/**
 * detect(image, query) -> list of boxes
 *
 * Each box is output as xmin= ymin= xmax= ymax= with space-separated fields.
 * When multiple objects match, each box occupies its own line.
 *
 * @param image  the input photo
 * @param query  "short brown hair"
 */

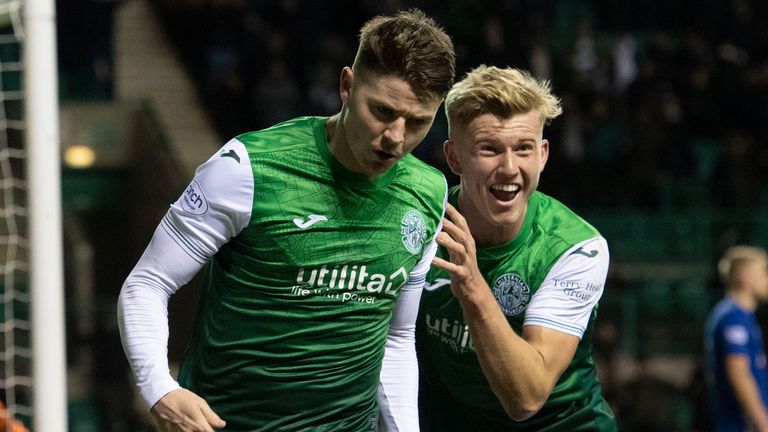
xmin=445 ymin=65 xmax=562 ymax=136
xmin=354 ymin=8 xmax=455 ymax=100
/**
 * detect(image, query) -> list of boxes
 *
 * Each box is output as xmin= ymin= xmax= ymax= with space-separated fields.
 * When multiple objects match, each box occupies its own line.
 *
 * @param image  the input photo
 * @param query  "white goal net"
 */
xmin=0 ymin=0 xmax=31 ymax=429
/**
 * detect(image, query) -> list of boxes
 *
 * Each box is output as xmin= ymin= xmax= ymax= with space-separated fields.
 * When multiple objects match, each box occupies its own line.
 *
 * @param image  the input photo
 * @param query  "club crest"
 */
xmin=401 ymin=210 xmax=426 ymax=254
xmin=492 ymin=273 xmax=530 ymax=316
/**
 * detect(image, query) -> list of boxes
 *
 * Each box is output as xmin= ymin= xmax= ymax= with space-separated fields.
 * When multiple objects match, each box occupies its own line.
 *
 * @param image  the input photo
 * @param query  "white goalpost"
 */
xmin=23 ymin=0 xmax=67 ymax=430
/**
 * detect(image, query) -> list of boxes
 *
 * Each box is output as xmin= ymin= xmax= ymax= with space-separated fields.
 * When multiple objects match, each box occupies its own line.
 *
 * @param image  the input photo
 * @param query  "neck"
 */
xmin=326 ymin=113 xmax=342 ymax=150
xmin=325 ymin=112 xmax=380 ymax=180
xmin=728 ymin=290 xmax=757 ymax=311
xmin=324 ymin=113 xmax=351 ymax=169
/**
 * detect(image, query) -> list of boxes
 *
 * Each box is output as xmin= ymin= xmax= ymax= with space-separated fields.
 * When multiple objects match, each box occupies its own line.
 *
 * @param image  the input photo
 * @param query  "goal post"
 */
xmin=23 ymin=0 xmax=67 ymax=430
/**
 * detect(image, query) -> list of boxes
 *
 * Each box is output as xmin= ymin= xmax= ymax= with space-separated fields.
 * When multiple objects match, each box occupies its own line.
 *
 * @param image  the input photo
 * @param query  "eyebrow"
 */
xmin=372 ymin=99 xmax=433 ymax=122
xmin=409 ymin=114 xmax=433 ymax=123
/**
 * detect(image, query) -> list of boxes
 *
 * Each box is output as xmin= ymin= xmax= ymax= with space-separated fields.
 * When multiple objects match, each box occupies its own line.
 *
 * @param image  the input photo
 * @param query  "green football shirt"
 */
xmin=417 ymin=188 xmax=616 ymax=431
xmin=170 ymin=117 xmax=447 ymax=430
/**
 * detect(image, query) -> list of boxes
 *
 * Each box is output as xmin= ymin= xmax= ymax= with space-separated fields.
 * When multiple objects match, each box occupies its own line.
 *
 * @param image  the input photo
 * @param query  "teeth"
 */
xmin=491 ymin=184 xmax=520 ymax=192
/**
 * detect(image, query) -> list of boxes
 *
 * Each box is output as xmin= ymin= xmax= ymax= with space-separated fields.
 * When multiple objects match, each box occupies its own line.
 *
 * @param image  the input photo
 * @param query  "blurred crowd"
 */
xmin=58 ymin=0 xmax=768 ymax=211
xmin=148 ymin=0 xmax=768 ymax=214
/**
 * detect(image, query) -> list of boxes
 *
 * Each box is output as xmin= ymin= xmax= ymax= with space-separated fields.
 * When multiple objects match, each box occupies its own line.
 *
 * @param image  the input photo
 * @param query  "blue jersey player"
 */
xmin=704 ymin=245 xmax=768 ymax=432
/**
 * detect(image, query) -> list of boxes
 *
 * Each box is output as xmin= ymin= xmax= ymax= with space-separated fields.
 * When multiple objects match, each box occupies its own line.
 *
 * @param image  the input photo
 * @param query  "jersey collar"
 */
xmin=448 ymin=187 xmax=540 ymax=257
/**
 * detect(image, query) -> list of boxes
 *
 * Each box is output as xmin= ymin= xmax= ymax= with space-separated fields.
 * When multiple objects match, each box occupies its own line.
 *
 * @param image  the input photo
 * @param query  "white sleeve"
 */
xmin=523 ymin=237 xmax=609 ymax=339
xmin=378 ymin=179 xmax=447 ymax=432
xmin=117 ymin=139 xmax=253 ymax=409
xmin=377 ymin=237 xmax=437 ymax=431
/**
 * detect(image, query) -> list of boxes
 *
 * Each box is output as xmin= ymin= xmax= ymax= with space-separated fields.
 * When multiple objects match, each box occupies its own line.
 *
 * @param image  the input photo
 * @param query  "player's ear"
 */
xmin=339 ymin=67 xmax=353 ymax=106
xmin=443 ymin=140 xmax=462 ymax=175
xmin=540 ymin=139 xmax=549 ymax=172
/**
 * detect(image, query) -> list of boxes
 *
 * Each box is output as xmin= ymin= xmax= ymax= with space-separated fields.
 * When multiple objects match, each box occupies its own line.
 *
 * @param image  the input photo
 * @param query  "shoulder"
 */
xmin=193 ymin=138 xmax=252 ymax=190
xmin=531 ymin=192 xmax=601 ymax=245
xmin=397 ymin=155 xmax=446 ymax=184
xmin=394 ymin=155 xmax=448 ymax=201
xmin=708 ymin=300 xmax=747 ymax=330
xmin=236 ymin=116 xmax=324 ymax=154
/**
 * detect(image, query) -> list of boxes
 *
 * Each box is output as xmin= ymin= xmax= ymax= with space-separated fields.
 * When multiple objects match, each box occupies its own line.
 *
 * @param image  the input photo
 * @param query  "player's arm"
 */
xmin=378 ymin=189 xmax=446 ymax=431
xmin=433 ymin=203 xmax=608 ymax=421
xmin=724 ymin=342 xmax=768 ymax=430
xmin=378 ymin=238 xmax=437 ymax=431
xmin=118 ymin=139 xmax=253 ymax=431
xmin=119 ymin=226 xmax=227 ymax=432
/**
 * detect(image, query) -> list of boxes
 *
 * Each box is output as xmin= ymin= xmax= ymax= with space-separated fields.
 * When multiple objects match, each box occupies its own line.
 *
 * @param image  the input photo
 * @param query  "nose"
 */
xmin=383 ymin=117 xmax=406 ymax=148
xmin=498 ymin=151 xmax=519 ymax=176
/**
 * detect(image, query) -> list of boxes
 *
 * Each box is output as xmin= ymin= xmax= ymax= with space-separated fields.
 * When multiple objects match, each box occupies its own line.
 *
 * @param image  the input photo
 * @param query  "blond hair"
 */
xmin=718 ymin=245 xmax=768 ymax=287
xmin=445 ymin=65 xmax=562 ymax=136
xmin=354 ymin=8 xmax=455 ymax=100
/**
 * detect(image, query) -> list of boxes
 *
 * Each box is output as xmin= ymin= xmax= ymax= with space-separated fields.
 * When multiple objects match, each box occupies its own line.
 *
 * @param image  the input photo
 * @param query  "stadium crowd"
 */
xmin=59 ymin=0 xmax=768 ymax=212
xmin=149 ymin=0 xmax=768 ymax=215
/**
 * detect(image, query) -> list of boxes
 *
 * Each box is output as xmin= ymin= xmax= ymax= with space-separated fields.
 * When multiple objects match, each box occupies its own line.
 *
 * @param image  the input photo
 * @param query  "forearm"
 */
xmin=377 ymin=281 xmax=424 ymax=430
xmin=460 ymin=292 xmax=552 ymax=421
xmin=117 ymin=225 xmax=206 ymax=408
xmin=728 ymin=359 xmax=768 ymax=429
xmin=118 ymin=278 xmax=180 ymax=408
xmin=378 ymin=326 xmax=418 ymax=431
xmin=737 ymin=385 xmax=768 ymax=429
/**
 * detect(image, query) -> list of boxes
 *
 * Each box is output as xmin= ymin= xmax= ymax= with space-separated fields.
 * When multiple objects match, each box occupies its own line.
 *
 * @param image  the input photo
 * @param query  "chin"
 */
xmin=487 ymin=203 xmax=520 ymax=222
xmin=486 ymin=211 xmax=520 ymax=228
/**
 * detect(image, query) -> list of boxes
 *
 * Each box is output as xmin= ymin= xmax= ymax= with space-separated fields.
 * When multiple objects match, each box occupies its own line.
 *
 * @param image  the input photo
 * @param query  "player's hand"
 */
xmin=432 ymin=203 xmax=488 ymax=303
xmin=150 ymin=388 xmax=226 ymax=432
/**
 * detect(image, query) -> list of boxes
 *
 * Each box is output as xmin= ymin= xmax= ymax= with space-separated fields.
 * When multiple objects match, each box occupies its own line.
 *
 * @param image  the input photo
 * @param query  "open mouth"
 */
xmin=489 ymin=184 xmax=520 ymax=202
xmin=375 ymin=150 xmax=397 ymax=164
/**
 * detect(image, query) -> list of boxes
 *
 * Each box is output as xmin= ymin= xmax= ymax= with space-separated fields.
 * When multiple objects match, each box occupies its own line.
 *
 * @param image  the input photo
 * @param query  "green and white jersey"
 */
xmin=416 ymin=188 xmax=616 ymax=432
xmin=119 ymin=116 xmax=447 ymax=431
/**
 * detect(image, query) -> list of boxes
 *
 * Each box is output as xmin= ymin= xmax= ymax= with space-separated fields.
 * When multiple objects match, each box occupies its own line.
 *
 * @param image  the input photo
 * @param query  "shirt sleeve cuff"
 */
xmin=141 ymin=374 xmax=182 ymax=410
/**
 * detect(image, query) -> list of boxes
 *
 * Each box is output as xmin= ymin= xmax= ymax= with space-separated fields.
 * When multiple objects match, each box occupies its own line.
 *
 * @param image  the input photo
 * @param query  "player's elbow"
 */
xmin=492 ymin=372 xmax=554 ymax=421
xmin=500 ymin=395 xmax=546 ymax=422
xmin=504 ymin=404 xmax=544 ymax=422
